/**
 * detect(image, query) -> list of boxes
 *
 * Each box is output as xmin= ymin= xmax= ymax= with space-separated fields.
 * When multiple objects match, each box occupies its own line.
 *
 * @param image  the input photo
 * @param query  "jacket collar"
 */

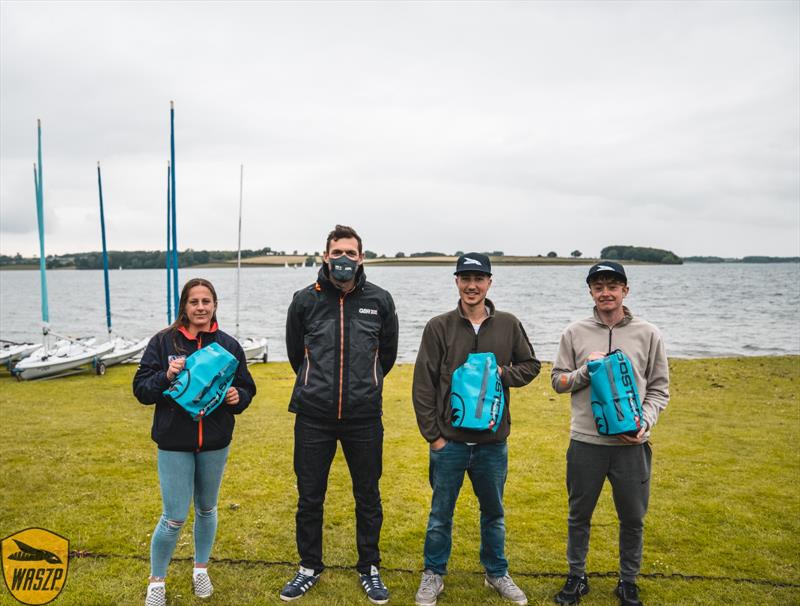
xmin=456 ymin=297 xmax=496 ymax=320
xmin=592 ymin=305 xmax=633 ymax=328
xmin=177 ymin=321 xmax=218 ymax=341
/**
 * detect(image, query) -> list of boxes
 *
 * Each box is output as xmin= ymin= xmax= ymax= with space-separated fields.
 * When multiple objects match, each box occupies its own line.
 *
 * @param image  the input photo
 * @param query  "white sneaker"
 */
xmin=193 ymin=569 xmax=213 ymax=598
xmin=145 ymin=583 xmax=166 ymax=606
xmin=415 ymin=570 xmax=444 ymax=606
xmin=485 ymin=574 xmax=528 ymax=605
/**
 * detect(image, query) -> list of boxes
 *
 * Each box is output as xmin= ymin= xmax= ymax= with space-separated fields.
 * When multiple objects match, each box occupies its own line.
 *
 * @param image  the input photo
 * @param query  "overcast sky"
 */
xmin=1 ymin=1 xmax=798 ymax=258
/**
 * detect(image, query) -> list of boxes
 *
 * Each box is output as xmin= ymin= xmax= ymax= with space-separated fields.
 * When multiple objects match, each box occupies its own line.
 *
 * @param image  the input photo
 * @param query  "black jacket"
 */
xmin=286 ymin=265 xmax=398 ymax=420
xmin=133 ymin=324 xmax=256 ymax=452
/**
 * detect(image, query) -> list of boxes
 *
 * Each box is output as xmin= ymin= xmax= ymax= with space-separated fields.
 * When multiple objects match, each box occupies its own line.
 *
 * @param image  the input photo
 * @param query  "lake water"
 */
xmin=1 ymin=263 xmax=798 ymax=362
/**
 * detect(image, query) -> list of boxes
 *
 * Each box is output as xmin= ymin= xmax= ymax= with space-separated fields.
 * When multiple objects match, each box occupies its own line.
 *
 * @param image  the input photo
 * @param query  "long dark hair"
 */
xmin=162 ymin=278 xmax=219 ymax=354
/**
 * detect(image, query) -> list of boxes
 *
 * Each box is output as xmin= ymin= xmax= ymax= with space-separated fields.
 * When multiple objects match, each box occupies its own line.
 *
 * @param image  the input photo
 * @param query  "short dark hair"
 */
xmin=326 ymin=224 xmax=362 ymax=253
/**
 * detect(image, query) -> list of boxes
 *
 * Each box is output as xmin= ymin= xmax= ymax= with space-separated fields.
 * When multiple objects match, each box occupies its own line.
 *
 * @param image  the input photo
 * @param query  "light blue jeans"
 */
xmin=423 ymin=441 xmax=509 ymax=577
xmin=150 ymin=446 xmax=229 ymax=578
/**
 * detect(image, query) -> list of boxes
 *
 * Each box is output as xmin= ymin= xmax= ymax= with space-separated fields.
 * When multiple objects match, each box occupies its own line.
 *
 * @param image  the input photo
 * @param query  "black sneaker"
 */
xmin=280 ymin=567 xmax=320 ymax=601
xmin=359 ymin=565 xmax=389 ymax=605
xmin=615 ymin=580 xmax=643 ymax=606
xmin=554 ymin=574 xmax=589 ymax=605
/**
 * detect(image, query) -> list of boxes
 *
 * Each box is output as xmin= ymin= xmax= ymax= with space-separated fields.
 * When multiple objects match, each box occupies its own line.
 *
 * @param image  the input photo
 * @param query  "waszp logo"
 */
xmin=1 ymin=528 xmax=69 ymax=605
xmin=595 ymin=265 xmax=616 ymax=272
xmin=462 ymin=257 xmax=482 ymax=265
xmin=359 ymin=308 xmax=378 ymax=315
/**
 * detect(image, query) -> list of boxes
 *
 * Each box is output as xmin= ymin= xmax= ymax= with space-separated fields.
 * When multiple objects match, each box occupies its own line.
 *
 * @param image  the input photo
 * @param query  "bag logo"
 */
xmin=358 ymin=308 xmax=378 ymax=315
xmin=2 ymin=528 xmax=69 ymax=605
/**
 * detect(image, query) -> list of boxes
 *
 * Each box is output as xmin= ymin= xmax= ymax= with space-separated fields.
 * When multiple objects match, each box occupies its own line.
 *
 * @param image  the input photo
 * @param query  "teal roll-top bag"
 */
xmin=449 ymin=352 xmax=505 ymax=432
xmin=163 ymin=342 xmax=239 ymax=421
xmin=588 ymin=349 xmax=643 ymax=436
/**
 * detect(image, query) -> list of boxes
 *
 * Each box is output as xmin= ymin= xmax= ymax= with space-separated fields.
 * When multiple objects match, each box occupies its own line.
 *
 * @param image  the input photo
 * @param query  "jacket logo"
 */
xmin=462 ymin=257 xmax=481 ymax=265
xmin=2 ymin=528 xmax=69 ymax=605
xmin=359 ymin=308 xmax=378 ymax=315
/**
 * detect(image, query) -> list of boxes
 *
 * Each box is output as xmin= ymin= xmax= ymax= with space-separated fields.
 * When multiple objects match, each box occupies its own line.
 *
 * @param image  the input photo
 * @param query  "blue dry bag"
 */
xmin=587 ymin=349 xmax=643 ymax=436
xmin=449 ymin=352 xmax=505 ymax=432
xmin=163 ymin=342 xmax=239 ymax=421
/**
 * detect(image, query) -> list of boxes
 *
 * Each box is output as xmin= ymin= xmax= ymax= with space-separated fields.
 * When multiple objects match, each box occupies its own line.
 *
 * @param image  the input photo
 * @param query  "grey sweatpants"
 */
xmin=566 ymin=439 xmax=652 ymax=582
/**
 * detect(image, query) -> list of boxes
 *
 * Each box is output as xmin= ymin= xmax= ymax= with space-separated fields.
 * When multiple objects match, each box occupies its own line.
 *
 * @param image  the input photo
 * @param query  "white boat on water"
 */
xmin=238 ymin=336 xmax=268 ymax=363
xmin=233 ymin=165 xmax=268 ymax=364
xmin=94 ymin=163 xmax=148 ymax=371
xmin=13 ymin=120 xmax=115 ymax=381
xmin=12 ymin=337 xmax=115 ymax=380
xmin=0 ymin=341 xmax=39 ymax=367
xmin=99 ymin=335 xmax=149 ymax=369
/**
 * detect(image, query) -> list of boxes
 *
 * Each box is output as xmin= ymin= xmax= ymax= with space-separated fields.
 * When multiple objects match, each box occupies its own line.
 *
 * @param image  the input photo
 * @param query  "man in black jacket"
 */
xmin=281 ymin=225 xmax=399 ymax=604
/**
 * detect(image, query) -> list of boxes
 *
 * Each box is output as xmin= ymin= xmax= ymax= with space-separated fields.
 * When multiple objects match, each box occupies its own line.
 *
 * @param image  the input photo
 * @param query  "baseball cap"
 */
xmin=454 ymin=252 xmax=492 ymax=275
xmin=586 ymin=261 xmax=627 ymax=284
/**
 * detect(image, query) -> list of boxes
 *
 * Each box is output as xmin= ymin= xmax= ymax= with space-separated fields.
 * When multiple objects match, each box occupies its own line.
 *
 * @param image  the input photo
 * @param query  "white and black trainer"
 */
xmin=280 ymin=566 xmax=321 ymax=601
xmin=193 ymin=568 xmax=213 ymax=598
xmin=145 ymin=582 xmax=166 ymax=606
xmin=359 ymin=565 xmax=389 ymax=604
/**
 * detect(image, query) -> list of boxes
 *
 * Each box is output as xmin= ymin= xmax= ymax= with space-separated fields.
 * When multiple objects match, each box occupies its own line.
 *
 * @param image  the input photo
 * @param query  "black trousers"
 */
xmin=293 ymin=414 xmax=384 ymax=574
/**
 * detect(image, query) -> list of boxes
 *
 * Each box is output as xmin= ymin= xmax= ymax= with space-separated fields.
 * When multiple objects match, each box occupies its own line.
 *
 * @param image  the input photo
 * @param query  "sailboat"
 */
xmin=0 ymin=340 xmax=39 ymax=367
xmin=94 ymin=162 xmax=148 ymax=371
xmin=234 ymin=165 xmax=267 ymax=362
xmin=12 ymin=120 xmax=114 ymax=380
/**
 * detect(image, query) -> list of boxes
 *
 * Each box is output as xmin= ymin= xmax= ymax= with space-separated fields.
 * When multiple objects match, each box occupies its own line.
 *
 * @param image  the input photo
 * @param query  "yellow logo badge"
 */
xmin=1 ymin=528 xmax=69 ymax=605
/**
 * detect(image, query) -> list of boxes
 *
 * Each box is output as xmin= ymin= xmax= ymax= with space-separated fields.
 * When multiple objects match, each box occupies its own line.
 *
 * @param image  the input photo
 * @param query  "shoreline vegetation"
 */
xmin=1 ymin=245 xmax=797 ymax=271
xmin=0 ymin=356 xmax=797 ymax=605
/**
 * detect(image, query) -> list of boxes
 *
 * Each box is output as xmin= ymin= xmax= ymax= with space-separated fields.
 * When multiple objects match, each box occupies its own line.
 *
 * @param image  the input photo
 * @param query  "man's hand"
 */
xmin=617 ymin=423 xmax=647 ymax=445
xmin=430 ymin=437 xmax=447 ymax=451
xmin=587 ymin=351 xmax=606 ymax=362
xmin=224 ymin=387 xmax=240 ymax=406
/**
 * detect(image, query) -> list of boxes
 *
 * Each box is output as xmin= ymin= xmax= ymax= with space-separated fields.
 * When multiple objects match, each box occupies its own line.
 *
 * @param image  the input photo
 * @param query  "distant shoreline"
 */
xmin=2 ymin=255 xmax=798 ymax=271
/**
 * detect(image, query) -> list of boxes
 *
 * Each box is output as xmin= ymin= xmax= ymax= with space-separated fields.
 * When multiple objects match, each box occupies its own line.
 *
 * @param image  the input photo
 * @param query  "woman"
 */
xmin=133 ymin=278 xmax=256 ymax=606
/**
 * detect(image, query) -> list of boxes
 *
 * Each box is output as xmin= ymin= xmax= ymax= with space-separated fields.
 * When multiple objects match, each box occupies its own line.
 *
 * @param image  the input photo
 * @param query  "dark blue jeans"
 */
xmin=423 ymin=440 xmax=509 ymax=577
xmin=293 ymin=414 xmax=383 ymax=574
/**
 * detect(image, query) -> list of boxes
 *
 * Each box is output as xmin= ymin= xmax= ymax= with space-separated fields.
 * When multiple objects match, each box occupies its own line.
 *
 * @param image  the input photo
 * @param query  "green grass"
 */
xmin=0 ymin=357 xmax=798 ymax=605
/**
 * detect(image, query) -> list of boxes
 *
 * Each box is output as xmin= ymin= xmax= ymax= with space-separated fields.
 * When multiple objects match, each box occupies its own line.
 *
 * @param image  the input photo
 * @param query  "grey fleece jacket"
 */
xmin=551 ymin=306 xmax=669 ymax=446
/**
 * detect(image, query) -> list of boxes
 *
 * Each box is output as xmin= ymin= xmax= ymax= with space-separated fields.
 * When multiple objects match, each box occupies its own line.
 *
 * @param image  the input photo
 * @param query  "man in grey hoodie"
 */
xmin=551 ymin=262 xmax=669 ymax=606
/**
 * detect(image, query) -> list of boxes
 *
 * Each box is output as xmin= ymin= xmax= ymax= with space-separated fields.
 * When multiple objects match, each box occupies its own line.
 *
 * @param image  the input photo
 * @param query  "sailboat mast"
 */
xmin=169 ymin=101 xmax=179 ymax=317
xmin=35 ymin=119 xmax=49 ymax=335
xmin=236 ymin=164 xmax=243 ymax=339
xmin=97 ymin=163 xmax=112 ymax=335
xmin=166 ymin=162 xmax=172 ymax=324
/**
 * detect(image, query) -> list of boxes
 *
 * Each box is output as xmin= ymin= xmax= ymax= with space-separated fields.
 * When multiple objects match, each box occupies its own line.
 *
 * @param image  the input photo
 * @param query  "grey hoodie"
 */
xmin=551 ymin=306 xmax=669 ymax=446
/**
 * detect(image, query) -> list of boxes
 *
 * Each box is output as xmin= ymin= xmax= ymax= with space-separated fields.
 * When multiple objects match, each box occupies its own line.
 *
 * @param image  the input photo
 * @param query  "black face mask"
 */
xmin=329 ymin=255 xmax=358 ymax=282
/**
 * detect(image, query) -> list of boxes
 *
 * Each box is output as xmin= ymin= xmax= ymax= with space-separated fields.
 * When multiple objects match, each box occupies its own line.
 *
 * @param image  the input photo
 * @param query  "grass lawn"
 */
xmin=0 ymin=357 xmax=798 ymax=605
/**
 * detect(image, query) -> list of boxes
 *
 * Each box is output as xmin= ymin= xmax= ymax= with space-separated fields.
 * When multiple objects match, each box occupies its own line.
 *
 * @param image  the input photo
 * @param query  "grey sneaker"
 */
xmin=415 ymin=570 xmax=444 ymax=606
xmin=485 ymin=574 xmax=528 ymax=605
xmin=145 ymin=584 xmax=166 ymax=606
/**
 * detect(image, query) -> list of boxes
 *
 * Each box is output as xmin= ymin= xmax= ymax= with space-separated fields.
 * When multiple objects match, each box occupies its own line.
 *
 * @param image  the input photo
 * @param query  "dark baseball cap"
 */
xmin=586 ymin=261 xmax=627 ymax=284
xmin=454 ymin=252 xmax=492 ymax=275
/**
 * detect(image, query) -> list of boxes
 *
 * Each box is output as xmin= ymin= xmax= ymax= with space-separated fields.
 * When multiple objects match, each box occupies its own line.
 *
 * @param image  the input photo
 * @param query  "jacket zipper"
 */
xmin=372 ymin=349 xmax=379 ymax=385
xmin=338 ymin=293 xmax=346 ymax=419
xmin=304 ymin=347 xmax=311 ymax=385
xmin=607 ymin=327 xmax=613 ymax=354
xmin=195 ymin=338 xmax=203 ymax=451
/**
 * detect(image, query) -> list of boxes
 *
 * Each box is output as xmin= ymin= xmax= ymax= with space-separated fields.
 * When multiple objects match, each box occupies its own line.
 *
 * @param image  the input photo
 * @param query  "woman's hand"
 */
xmin=224 ymin=387 xmax=240 ymax=406
xmin=166 ymin=356 xmax=186 ymax=381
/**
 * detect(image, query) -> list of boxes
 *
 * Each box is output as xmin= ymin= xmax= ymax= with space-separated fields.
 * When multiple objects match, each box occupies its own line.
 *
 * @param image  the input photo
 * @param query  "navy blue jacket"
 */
xmin=133 ymin=324 xmax=256 ymax=452
xmin=286 ymin=265 xmax=398 ymax=420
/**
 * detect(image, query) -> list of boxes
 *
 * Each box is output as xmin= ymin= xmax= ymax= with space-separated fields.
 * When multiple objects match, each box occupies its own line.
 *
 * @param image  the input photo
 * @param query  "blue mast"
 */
xmin=166 ymin=162 xmax=172 ymax=324
xmin=35 ymin=119 xmax=49 ymax=334
xmin=169 ymin=101 xmax=179 ymax=317
xmin=97 ymin=162 xmax=112 ymax=335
